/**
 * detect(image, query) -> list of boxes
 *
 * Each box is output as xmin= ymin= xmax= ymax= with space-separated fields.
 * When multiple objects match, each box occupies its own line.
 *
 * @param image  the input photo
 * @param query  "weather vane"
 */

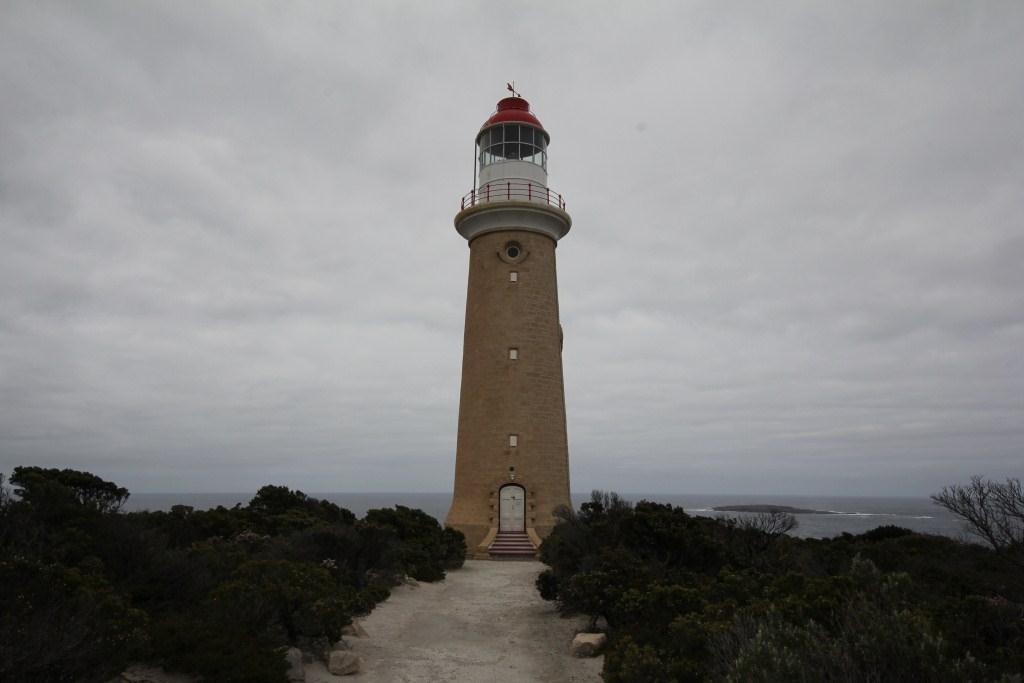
xmin=506 ymin=81 xmax=521 ymax=98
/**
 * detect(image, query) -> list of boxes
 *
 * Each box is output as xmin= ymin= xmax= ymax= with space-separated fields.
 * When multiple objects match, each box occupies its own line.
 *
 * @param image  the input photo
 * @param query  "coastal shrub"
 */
xmin=364 ymin=505 xmax=465 ymax=581
xmin=715 ymin=601 xmax=987 ymax=682
xmin=0 ymin=468 xmax=460 ymax=682
xmin=10 ymin=466 xmax=130 ymax=515
xmin=539 ymin=488 xmax=1024 ymax=682
xmin=212 ymin=559 xmax=353 ymax=642
xmin=535 ymin=568 xmax=559 ymax=600
xmin=0 ymin=556 xmax=146 ymax=683
xmin=561 ymin=570 xmax=619 ymax=629
xmin=860 ymin=524 xmax=915 ymax=542
xmin=150 ymin=611 xmax=289 ymax=683
xmin=250 ymin=484 xmax=315 ymax=516
xmin=604 ymin=635 xmax=680 ymax=683
xmin=932 ymin=476 xmax=1024 ymax=567
xmin=441 ymin=525 xmax=468 ymax=569
xmin=247 ymin=485 xmax=355 ymax=534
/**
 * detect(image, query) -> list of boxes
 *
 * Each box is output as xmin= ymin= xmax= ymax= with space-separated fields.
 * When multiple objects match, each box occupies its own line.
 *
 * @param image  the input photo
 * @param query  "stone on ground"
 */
xmin=341 ymin=620 xmax=368 ymax=638
xmin=570 ymin=633 xmax=607 ymax=658
xmin=327 ymin=650 xmax=364 ymax=676
xmin=284 ymin=647 xmax=304 ymax=681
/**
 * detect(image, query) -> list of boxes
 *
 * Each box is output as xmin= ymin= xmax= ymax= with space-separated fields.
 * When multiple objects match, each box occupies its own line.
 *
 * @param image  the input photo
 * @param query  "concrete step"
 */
xmin=488 ymin=531 xmax=536 ymax=558
xmin=489 ymin=550 xmax=537 ymax=557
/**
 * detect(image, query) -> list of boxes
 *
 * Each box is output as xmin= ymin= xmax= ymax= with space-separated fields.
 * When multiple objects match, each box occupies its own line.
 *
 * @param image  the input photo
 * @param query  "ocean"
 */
xmin=124 ymin=491 xmax=971 ymax=541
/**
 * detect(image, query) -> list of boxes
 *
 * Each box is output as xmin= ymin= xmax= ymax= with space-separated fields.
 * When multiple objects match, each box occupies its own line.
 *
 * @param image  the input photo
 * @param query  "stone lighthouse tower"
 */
xmin=446 ymin=93 xmax=572 ymax=558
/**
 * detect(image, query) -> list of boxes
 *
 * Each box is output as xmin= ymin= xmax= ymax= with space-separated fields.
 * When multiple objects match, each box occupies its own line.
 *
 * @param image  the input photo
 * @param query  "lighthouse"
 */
xmin=445 ymin=92 xmax=573 ymax=558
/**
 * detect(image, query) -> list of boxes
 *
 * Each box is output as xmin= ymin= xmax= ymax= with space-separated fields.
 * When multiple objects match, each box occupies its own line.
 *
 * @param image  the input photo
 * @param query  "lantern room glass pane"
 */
xmin=477 ymin=125 xmax=548 ymax=168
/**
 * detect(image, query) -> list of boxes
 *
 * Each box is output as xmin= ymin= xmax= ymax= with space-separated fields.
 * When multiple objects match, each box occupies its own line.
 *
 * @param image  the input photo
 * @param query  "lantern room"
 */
xmin=475 ymin=96 xmax=550 ymax=189
xmin=457 ymin=93 xmax=568 ymax=232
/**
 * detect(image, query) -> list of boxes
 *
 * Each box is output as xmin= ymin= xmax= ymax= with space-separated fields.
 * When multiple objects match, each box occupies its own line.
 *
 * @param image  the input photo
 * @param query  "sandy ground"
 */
xmin=345 ymin=560 xmax=603 ymax=683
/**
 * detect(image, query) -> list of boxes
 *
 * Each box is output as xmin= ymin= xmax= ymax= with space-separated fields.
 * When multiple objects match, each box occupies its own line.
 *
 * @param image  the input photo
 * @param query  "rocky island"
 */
xmin=711 ymin=504 xmax=836 ymax=514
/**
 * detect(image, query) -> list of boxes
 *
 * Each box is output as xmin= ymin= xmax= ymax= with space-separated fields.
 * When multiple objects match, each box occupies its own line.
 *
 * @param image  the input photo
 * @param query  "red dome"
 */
xmin=480 ymin=97 xmax=549 ymax=140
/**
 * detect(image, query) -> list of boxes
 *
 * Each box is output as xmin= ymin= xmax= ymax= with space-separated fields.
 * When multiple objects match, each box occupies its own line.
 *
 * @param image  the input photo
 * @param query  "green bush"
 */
xmin=11 ymin=466 xmax=129 ymax=515
xmin=536 ymin=568 xmax=559 ymax=600
xmin=149 ymin=611 xmax=289 ymax=683
xmin=0 ymin=469 xmax=463 ymax=682
xmin=441 ymin=525 xmax=468 ymax=569
xmin=0 ymin=557 xmax=147 ymax=683
xmin=539 ymin=490 xmax=1024 ymax=682
xmin=364 ymin=505 xmax=465 ymax=581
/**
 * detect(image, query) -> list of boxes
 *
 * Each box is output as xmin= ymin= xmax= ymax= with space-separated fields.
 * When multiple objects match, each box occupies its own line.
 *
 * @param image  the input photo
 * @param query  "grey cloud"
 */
xmin=1 ymin=2 xmax=1021 ymax=496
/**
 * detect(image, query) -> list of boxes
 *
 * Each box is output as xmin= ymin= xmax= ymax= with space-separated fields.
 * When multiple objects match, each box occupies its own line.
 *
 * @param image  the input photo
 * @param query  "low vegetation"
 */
xmin=538 ymin=486 xmax=1024 ymax=682
xmin=0 ymin=467 xmax=465 ymax=683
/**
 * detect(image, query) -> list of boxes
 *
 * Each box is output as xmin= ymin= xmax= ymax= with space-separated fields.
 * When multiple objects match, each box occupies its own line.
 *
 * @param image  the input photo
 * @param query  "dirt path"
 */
xmin=344 ymin=560 xmax=603 ymax=683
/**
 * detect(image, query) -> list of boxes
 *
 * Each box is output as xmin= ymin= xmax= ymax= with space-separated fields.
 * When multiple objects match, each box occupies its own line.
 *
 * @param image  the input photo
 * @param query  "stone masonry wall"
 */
xmin=445 ymin=228 xmax=572 ymax=552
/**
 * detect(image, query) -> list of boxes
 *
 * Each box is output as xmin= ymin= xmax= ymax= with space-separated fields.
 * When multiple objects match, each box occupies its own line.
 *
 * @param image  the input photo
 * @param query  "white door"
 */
xmin=499 ymin=486 xmax=526 ymax=531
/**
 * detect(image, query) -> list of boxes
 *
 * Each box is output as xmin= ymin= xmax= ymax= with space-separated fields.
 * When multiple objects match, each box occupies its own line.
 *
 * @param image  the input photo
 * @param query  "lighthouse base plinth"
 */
xmin=445 ymin=522 xmax=551 ymax=560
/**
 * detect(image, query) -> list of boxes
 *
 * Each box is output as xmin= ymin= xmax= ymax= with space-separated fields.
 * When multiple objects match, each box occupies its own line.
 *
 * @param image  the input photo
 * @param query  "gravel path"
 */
xmin=345 ymin=560 xmax=603 ymax=683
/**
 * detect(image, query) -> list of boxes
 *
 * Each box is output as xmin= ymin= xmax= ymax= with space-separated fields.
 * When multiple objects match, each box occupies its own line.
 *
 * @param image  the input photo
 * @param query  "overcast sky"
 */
xmin=1 ymin=2 xmax=1021 ymax=497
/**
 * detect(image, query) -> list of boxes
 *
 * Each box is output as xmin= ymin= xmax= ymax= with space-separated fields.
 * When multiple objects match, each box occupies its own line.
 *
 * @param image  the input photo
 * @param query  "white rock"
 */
xmin=340 ymin=620 xmax=368 ymax=638
xmin=320 ymin=639 xmax=350 ymax=664
xmin=570 ymin=632 xmax=607 ymax=658
xmin=284 ymin=647 xmax=304 ymax=682
xmin=303 ymin=661 xmax=345 ymax=683
xmin=327 ymin=650 xmax=364 ymax=676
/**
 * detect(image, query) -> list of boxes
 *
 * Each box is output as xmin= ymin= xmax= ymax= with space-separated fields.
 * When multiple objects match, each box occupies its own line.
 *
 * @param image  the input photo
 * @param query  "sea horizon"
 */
xmin=123 ymin=491 xmax=969 ymax=541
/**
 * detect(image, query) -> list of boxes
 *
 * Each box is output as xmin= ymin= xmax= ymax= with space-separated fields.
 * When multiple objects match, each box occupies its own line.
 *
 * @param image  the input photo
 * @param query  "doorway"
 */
xmin=498 ymin=485 xmax=526 ymax=532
